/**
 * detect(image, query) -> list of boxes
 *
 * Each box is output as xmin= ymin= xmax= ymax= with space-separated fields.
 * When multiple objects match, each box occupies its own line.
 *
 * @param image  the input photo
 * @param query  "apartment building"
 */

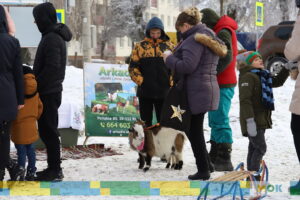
xmin=114 ymin=0 xmax=180 ymax=62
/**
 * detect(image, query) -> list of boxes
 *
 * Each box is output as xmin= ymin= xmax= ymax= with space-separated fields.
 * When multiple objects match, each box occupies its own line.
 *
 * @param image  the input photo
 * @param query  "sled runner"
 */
xmin=198 ymin=160 xmax=269 ymax=200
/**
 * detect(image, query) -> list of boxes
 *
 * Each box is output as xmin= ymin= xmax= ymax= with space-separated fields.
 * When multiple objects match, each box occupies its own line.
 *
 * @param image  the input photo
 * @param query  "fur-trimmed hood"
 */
xmin=194 ymin=33 xmax=227 ymax=57
xmin=180 ymin=23 xmax=227 ymax=57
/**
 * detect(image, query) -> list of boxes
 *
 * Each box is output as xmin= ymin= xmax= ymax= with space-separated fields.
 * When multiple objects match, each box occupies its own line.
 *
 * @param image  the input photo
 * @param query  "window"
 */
xmin=160 ymin=15 xmax=165 ymax=24
xmin=120 ymin=37 xmax=124 ymax=48
xmin=275 ymin=27 xmax=294 ymax=40
xmin=128 ymin=37 xmax=131 ymax=47
xmin=151 ymin=0 xmax=157 ymax=8
xmin=167 ymin=16 xmax=171 ymax=27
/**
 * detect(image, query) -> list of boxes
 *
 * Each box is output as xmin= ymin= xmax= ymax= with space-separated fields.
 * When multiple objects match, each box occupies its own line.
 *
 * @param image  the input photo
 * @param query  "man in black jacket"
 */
xmin=32 ymin=2 xmax=72 ymax=181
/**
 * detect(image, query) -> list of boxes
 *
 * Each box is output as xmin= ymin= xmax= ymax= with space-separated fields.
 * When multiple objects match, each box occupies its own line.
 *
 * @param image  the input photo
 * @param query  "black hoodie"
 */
xmin=0 ymin=5 xmax=24 ymax=121
xmin=33 ymin=3 xmax=72 ymax=95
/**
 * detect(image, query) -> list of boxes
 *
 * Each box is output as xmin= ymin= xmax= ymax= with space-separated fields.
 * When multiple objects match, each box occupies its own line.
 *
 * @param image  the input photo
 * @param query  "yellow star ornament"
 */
xmin=170 ymin=105 xmax=186 ymax=122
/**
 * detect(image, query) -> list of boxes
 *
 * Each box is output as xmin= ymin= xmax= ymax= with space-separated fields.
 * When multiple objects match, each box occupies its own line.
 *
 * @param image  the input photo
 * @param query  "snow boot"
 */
xmin=208 ymin=140 xmax=218 ymax=164
xmin=25 ymin=167 xmax=37 ymax=181
xmin=35 ymin=168 xmax=64 ymax=181
xmin=289 ymin=180 xmax=300 ymax=195
xmin=6 ymin=158 xmax=18 ymax=180
xmin=214 ymin=143 xmax=234 ymax=171
xmin=207 ymin=151 xmax=215 ymax=173
xmin=188 ymin=171 xmax=210 ymax=180
xmin=10 ymin=166 xmax=25 ymax=181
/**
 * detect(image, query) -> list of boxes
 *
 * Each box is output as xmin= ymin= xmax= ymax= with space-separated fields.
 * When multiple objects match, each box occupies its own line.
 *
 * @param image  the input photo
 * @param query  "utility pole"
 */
xmin=81 ymin=0 xmax=91 ymax=62
xmin=220 ymin=0 xmax=224 ymax=16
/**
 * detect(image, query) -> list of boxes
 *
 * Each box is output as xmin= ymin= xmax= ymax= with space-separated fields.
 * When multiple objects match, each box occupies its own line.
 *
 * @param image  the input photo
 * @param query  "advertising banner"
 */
xmin=84 ymin=63 xmax=139 ymax=137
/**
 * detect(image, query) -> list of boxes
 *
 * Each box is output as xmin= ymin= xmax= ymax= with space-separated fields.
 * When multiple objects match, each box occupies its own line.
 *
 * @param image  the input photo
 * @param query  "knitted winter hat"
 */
xmin=145 ymin=17 xmax=168 ymax=40
xmin=237 ymin=51 xmax=262 ymax=65
xmin=23 ymin=65 xmax=34 ymax=75
xmin=146 ymin=17 xmax=164 ymax=32
xmin=201 ymin=8 xmax=220 ymax=29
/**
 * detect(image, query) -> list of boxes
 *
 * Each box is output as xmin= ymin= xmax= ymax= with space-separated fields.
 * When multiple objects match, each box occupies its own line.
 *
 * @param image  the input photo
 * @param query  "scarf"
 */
xmin=251 ymin=69 xmax=274 ymax=110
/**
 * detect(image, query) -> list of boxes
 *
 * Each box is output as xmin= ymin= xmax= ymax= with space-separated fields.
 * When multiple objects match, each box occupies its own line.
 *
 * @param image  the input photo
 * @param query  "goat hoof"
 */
xmin=171 ymin=164 xmax=175 ymax=169
xmin=174 ymin=164 xmax=179 ymax=170
xmin=138 ymin=166 xmax=143 ymax=169
xmin=178 ymin=161 xmax=183 ymax=170
xmin=143 ymin=167 xmax=149 ymax=172
xmin=166 ymin=163 xmax=170 ymax=168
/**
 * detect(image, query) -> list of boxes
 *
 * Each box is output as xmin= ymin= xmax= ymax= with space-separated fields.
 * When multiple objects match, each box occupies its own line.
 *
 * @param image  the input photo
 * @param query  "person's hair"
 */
xmin=175 ymin=7 xmax=202 ymax=29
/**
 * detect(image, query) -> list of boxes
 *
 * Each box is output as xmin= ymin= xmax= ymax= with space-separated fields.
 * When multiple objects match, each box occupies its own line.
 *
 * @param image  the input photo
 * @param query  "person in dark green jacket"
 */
xmin=238 ymin=51 xmax=289 ymax=174
xmin=201 ymin=8 xmax=238 ymax=171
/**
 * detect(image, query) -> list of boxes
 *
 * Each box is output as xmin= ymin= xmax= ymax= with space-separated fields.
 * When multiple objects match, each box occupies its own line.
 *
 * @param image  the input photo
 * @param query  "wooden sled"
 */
xmin=197 ymin=161 xmax=269 ymax=200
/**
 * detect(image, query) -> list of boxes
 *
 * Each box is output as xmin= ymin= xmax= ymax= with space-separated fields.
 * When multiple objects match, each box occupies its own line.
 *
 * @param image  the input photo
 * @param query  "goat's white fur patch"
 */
xmin=131 ymin=124 xmax=145 ymax=148
xmin=152 ymin=127 xmax=186 ymax=159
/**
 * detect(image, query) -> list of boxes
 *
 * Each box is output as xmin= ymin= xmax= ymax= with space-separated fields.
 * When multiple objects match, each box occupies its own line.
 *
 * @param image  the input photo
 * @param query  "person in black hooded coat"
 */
xmin=32 ymin=2 xmax=72 ymax=181
xmin=0 ymin=5 xmax=24 ymax=180
xmin=128 ymin=17 xmax=174 ymax=127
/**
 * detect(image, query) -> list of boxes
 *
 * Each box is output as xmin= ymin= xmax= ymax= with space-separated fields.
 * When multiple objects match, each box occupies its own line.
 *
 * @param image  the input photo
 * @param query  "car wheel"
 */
xmin=266 ymin=56 xmax=288 ymax=75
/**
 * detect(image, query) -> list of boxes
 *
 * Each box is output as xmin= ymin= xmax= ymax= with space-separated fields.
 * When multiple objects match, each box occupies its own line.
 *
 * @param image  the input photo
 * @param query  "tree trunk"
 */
xmin=220 ymin=0 xmax=224 ymax=16
xmin=279 ymin=0 xmax=289 ymax=21
xmin=100 ymin=40 xmax=106 ymax=59
xmin=81 ymin=0 xmax=92 ymax=62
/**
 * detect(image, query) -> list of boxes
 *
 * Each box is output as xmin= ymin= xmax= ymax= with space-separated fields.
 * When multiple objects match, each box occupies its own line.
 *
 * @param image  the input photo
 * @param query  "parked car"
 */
xmin=257 ymin=21 xmax=294 ymax=75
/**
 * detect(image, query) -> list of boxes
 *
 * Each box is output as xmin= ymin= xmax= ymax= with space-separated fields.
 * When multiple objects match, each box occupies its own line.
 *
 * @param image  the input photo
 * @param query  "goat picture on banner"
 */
xmin=84 ymin=63 xmax=139 ymax=136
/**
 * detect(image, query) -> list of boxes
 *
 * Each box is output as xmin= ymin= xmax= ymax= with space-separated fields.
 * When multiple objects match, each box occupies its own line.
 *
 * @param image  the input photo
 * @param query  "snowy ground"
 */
xmin=3 ymin=66 xmax=300 ymax=200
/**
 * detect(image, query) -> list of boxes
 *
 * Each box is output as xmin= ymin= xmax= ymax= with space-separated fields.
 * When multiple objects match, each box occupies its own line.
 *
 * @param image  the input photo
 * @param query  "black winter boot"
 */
xmin=188 ymin=171 xmax=210 ymax=180
xmin=6 ymin=158 xmax=18 ymax=180
xmin=25 ymin=167 xmax=37 ymax=181
xmin=0 ymin=168 xmax=5 ymax=181
xmin=214 ymin=143 xmax=234 ymax=171
xmin=207 ymin=151 xmax=215 ymax=173
xmin=208 ymin=140 xmax=218 ymax=163
xmin=10 ymin=166 xmax=25 ymax=181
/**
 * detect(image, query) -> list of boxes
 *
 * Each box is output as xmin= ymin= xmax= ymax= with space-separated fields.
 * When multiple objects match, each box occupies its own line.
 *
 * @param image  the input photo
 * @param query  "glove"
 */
xmin=246 ymin=118 xmax=257 ymax=137
xmin=163 ymin=50 xmax=172 ymax=62
xmin=283 ymin=61 xmax=298 ymax=70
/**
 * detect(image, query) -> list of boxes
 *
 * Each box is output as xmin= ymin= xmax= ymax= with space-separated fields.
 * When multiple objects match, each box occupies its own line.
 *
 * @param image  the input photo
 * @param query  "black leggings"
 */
xmin=0 ymin=121 xmax=11 ymax=170
xmin=291 ymin=113 xmax=300 ymax=163
xmin=187 ymin=113 xmax=209 ymax=172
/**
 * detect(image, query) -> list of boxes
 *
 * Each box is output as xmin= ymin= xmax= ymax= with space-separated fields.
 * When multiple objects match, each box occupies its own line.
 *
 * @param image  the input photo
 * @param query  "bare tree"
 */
xmin=68 ymin=0 xmax=83 ymax=41
xmin=279 ymin=0 xmax=290 ymax=21
xmin=127 ymin=0 xmax=147 ymax=44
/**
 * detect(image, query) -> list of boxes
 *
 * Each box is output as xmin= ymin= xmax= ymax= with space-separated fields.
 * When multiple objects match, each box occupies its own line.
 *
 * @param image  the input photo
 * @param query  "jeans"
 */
xmin=208 ymin=87 xmax=235 ymax=144
xmin=15 ymin=143 xmax=36 ymax=171
xmin=247 ymin=129 xmax=267 ymax=172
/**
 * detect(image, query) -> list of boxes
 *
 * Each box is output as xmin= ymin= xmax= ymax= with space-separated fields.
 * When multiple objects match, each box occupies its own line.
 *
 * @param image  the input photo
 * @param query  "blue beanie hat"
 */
xmin=145 ymin=17 xmax=166 ymax=38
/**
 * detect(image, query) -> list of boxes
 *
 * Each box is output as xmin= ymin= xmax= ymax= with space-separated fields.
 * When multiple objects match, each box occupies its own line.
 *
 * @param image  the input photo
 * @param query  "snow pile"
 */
xmin=5 ymin=66 xmax=300 ymax=200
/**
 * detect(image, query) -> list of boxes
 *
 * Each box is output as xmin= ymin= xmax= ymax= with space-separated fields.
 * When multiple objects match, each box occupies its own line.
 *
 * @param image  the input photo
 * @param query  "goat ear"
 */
xmin=137 ymin=118 xmax=144 ymax=125
xmin=140 ymin=119 xmax=146 ymax=127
